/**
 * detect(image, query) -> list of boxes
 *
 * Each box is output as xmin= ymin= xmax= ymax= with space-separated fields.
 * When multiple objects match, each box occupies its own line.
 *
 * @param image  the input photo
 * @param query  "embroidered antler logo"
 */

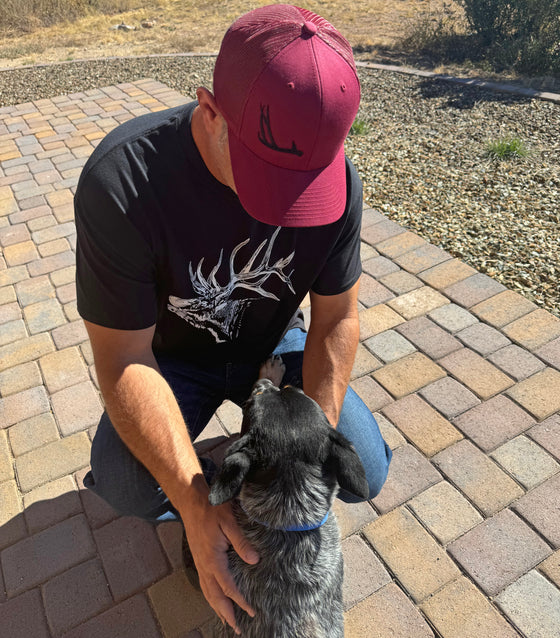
xmin=258 ymin=105 xmax=303 ymax=157
xmin=168 ymin=228 xmax=295 ymax=343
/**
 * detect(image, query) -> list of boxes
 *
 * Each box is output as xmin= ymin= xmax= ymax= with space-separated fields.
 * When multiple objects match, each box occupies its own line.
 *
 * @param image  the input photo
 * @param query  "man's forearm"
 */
xmin=98 ymin=359 xmax=207 ymax=512
xmin=302 ymin=313 xmax=360 ymax=427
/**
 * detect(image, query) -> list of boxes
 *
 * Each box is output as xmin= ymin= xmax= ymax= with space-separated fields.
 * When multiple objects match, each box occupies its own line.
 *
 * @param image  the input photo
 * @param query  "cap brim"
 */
xmin=228 ymin=130 xmax=347 ymax=228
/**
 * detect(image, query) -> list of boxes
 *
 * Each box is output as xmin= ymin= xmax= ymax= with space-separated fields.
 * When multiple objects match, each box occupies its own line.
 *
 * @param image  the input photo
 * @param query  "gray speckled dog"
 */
xmin=208 ymin=358 xmax=368 ymax=637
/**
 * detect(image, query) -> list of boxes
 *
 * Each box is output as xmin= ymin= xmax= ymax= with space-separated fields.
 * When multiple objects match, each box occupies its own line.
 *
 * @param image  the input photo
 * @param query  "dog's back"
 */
xmin=209 ymin=380 xmax=368 ymax=638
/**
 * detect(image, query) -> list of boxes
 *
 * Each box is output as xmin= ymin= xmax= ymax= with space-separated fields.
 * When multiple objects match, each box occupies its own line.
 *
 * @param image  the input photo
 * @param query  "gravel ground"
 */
xmin=1 ymin=55 xmax=559 ymax=316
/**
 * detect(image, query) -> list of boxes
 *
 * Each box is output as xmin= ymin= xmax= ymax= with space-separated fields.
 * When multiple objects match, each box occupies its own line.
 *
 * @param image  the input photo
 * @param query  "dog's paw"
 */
xmin=259 ymin=354 xmax=286 ymax=386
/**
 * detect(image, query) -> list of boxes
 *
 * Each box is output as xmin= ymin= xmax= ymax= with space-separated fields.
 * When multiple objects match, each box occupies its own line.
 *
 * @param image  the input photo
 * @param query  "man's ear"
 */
xmin=195 ymin=87 xmax=225 ymax=136
xmin=208 ymin=435 xmax=252 ymax=506
xmin=327 ymin=430 xmax=369 ymax=499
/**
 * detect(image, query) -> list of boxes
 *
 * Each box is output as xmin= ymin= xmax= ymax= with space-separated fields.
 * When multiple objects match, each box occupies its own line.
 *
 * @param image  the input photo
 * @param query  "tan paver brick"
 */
xmin=452 ymin=394 xmax=536 ymax=452
xmin=0 ymin=265 xmax=29 ymax=288
xmin=0 ymin=285 xmax=16 ymax=305
xmin=395 ymin=244 xmax=451 ymax=274
xmin=45 ymin=187 xmax=73 ymax=208
xmin=23 ymin=297 xmax=66 ymax=334
xmin=539 ymin=550 xmax=560 ymax=587
xmin=23 ymin=475 xmax=81 ymax=534
xmin=0 ymin=319 xmax=26 ymax=348
xmin=488 ymin=344 xmax=547 ymax=381
xmin=0 ymin=479 xmax=27 ymax=550
xmin=503 ymin=308 xmax=560 ymax=351
xmin=14 ymin=432 xmax=91 ymax=492
xmin=14 ymin=274 xmax=55 ymax=306
xmin=51 ymin=318 xmax=89 ymax=349
xmin=409 ymin=481 xmax=483 ymax=545
xmin=491 ymin=436 xmax=560 ymax=489
xmin=0 ymin=589 xmax=51 ymax=638
xmin=148 ymin=571 xmax=213 ymax=637
xmin=0 ymin=360 xmax=42 ymax=396
xmin=506 ymin=368 xmax=560 ymax=420
xmin=382 ymin=394 xmax=463 ymax=456
xmin=0 ymin=430 xmax=13 ymax=482
xmin=421 ymin=577 xmax=520 ymax=638
xmin=439 ymin=348 xmax=514 ymax=399
xmin=2 ymin=514 xmax=96 ymax=597
xmin=351 ymin=375 xmax=394 ymax=412
xmin=374 ymin=230 xmax=427 ymax=258
xmin=358 ymin=304 xmax=404 ymax=340
xmin=8 ymin=412 xmax=59 ymax=456
xmin=0 ymin=385 xmax=49 ymax=428
xmin=345 ymin=583 xmax=434 ymax=637
xmin=371 ymin=444 xmax=442 ymax=513
xmin=496 ymin=571 xmax=560 ymax=638
xmin=387 ymin=286 xmax=449 ymax=320
xmin=39 ymin=347 xmax=88 ymax=393
xmin=375 ymin=411 xmax=407 ymax=450
xmin=379 ymin=269 xmax=423 ymax=295
xmin=342 ymin=535 xmax=392 ymax=610
xmin=333 ymin=498 xmax=378 ymax=540
xmin=372 ymin=352 xmax=446 ymax=398
xmin=471 ymin=290 xmax=537 ymax=327
xmin=51 ymin=380 xmax=103 ymax=435
xmin=94 ymin=517 xmax=168 ymax=602
xmin=42 ymin=558 xmax=112 ymax=636
xmin=448 ymin=509 xmax=551 ymax=597
xmin=433 ymin=440 xmax=524 ymax=516
xmin=363 ymin=507 xmax=460 ymax=602
xmin=513 ymin=473 xmax=560 ymax=548
xmin=59 ymin=594 xmax=163 ymax=638
xmin=4 ymin=240 xmax=39 ymax=266
xmin=528 ymin=413 xmax=560 ymax=460
xmin=444 ymin=273 xmax=507 ymax=308
xmin=419 ymin=258 xmax=477 ymax=290
xmin=350 ymin=342 xmax=382 ymax=379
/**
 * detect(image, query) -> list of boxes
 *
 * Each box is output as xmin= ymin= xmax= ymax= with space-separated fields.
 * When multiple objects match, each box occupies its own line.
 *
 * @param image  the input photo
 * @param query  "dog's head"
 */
xmin=208 ymin=379 xmax=369 ymax=523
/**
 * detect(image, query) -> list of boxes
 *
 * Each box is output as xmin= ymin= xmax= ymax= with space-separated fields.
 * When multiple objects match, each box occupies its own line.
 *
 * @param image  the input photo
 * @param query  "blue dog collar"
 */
xmin=239 ymin=501 xmax=329 ymax=532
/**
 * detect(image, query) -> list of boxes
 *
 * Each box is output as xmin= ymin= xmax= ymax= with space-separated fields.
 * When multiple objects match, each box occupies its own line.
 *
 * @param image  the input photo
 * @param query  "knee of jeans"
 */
xmin=87 ymin=415 xmax=163 ymax=519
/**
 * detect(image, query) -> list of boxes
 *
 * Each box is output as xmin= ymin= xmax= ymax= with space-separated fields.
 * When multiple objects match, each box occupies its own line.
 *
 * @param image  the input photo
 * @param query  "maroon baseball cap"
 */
xmin=213 ymin=4 xmax=360 ymax=227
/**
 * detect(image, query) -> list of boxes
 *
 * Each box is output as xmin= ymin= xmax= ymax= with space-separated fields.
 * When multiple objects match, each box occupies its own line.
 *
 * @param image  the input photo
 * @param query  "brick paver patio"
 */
xmin=1 ymin=79 xmax=559 ymax=637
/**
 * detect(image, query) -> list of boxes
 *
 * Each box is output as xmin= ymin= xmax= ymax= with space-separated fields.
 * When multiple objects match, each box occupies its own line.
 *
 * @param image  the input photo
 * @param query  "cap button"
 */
xmin=302 ymin=21 xmax=318 ymax=37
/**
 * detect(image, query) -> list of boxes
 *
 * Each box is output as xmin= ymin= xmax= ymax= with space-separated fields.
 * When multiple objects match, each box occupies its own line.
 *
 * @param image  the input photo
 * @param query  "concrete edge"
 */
xmin=356 ymin=61 xmax=560 ymax=104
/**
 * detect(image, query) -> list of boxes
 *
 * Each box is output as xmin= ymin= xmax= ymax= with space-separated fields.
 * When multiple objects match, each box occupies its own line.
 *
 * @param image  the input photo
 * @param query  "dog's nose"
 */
xmin=253 ymin=378 xmax=276 ymax=394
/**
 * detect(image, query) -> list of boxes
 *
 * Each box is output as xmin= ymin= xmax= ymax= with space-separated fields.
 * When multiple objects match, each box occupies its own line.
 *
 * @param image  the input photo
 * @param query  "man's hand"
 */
xmin=181 ymin=480 xmax=259 ymax=634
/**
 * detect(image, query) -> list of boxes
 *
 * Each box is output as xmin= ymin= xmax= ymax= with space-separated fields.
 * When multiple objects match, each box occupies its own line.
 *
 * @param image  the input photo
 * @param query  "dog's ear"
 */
xmin=328 ymin=429 xmax=370 ymax=499
xmin=208 ymin=441 xmax=252 ymax=506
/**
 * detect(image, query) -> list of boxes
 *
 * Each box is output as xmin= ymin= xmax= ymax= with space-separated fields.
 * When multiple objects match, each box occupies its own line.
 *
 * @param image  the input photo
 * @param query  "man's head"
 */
xmin=211 ymin=4 xmax=360 ymax=228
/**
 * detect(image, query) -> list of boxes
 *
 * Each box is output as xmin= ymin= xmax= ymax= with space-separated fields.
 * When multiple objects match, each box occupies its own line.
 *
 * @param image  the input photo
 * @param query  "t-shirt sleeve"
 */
xmin=75 ymin=166 xmax=158 ymax=330
xmin=311 ymin=159 xmax=363 ymax=296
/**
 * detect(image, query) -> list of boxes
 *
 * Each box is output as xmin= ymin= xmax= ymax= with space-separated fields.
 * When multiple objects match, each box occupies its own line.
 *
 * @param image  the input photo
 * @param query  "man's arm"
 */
xmin=302 ymin=279 xmax=361 ymax=426
xmin=84 ymin=321 xmax=257 ymax=634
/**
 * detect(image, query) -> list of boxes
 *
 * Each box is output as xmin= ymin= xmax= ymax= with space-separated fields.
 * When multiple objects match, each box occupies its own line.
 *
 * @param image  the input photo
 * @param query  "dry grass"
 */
xmin=0 ymin=0 xmax=454 ymax=68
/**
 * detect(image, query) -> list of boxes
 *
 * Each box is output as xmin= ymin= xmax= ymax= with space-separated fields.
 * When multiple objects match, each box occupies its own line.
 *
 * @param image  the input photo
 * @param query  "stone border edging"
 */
xmin=0 ymin=51 xmax=558 ymax=104
xmin=356 ymin=61 xmax=560 ymax=104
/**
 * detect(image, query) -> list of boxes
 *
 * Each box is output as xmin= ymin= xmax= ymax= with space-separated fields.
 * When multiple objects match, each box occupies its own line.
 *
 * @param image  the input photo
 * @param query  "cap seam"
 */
xmin=308 ymin=36 xmax=323 ymax=172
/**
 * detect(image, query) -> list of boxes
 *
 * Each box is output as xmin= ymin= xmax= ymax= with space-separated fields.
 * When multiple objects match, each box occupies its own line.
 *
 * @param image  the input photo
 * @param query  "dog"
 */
xmin=208 ymin=356 xmax=369 ymax=637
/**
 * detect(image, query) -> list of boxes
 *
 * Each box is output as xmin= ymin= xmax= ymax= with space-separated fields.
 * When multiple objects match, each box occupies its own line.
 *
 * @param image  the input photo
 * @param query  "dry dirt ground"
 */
xmin=0 ymin=0 xmax=464 ymax=70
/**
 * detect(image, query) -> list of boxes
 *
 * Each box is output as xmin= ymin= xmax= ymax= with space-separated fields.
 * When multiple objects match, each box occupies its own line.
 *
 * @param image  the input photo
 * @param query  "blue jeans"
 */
xmin=83 ymin=329 xmax=392 ymax=521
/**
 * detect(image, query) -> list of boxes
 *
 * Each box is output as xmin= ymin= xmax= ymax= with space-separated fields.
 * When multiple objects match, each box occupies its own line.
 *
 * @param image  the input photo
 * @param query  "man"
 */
xmin=76 ymin=4 xmax=392 ymax=634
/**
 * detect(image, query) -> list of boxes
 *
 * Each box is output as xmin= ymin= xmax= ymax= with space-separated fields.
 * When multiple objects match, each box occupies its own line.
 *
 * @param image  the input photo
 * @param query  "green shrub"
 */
xmin=457 ymin=0 xmax=560 ymax=73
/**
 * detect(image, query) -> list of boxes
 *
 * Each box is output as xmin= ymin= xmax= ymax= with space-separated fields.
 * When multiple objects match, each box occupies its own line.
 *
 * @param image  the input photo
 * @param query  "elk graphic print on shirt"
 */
xmin=167 ymin=227 xmax=295 ymax=343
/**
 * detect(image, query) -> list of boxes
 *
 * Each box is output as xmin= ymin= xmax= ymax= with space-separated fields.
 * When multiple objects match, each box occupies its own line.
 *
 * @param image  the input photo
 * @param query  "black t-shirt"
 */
xmin=75 ymin=101 xmax=362 ymax=364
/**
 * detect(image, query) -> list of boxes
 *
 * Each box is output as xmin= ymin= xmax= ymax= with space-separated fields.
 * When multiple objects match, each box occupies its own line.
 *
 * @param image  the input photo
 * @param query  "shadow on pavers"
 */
xmin=0 ymin=435 xmax=237 ymax=637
